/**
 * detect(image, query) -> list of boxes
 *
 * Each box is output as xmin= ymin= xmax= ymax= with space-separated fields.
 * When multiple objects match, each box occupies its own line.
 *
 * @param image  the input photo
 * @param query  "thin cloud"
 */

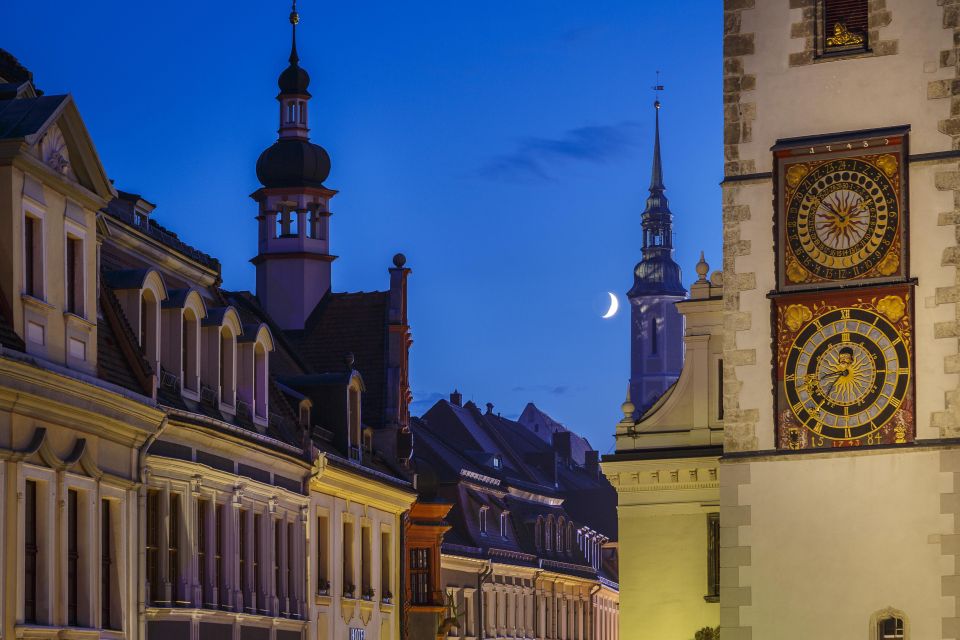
xmin=480 ymin=122 xmax=640 ymax=183
xmin=511 ymin=385 xmax=570 ymax=396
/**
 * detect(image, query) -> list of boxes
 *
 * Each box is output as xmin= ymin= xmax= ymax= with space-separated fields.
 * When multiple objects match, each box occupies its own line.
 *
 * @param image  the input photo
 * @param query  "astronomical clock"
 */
xmin=774 ymin=127 xmax=908 ymax=292
xmin=772 ymin=127 xmax=914 ymax=450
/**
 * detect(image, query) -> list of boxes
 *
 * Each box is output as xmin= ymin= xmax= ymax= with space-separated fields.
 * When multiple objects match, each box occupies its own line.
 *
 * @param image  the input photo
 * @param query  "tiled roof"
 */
xmin=0 ymin=94 xmax=66 ymax=140
xmin=98 ymin=287 xmax=153 ymax=395
xmin=290 ymin=291 xmax=390 ymax=428
xmin=0 ymin=294 xmax=24 ymax=352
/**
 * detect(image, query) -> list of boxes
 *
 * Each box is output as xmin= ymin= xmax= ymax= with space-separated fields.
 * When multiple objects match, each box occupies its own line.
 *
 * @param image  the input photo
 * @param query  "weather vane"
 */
xmin=290 ymin=0 xmax=299 ymax=25
xmin=652 ymin=70 xmax=664 ymax=109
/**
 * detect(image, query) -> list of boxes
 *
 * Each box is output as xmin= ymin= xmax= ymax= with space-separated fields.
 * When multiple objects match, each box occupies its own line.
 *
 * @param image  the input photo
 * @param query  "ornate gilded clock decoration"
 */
xmin=775 ymin=130 xmax=908 ymax=291
xmin=774 ymin=286 xmax=914 ymax=450
xmin=826 ymin=23 xmax=864 ymax=48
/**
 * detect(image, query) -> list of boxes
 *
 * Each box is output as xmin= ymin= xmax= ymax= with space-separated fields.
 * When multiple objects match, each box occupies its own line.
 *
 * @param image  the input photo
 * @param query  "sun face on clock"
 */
xmin=785 ymin=158 xmax=900 ymax=282
xmin=783 ymin=306 xmax=909 ymax=442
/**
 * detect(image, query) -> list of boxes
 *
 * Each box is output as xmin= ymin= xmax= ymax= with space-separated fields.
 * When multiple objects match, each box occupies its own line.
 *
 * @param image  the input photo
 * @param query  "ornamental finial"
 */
xmin=652 ymin=70 xmax=663 ymax=110
xmin=290 ymin=0 xmax=299 ymax=24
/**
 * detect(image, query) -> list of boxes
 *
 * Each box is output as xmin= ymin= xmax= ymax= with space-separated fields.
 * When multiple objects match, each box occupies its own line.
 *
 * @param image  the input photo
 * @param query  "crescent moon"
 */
xmin=601 ymin=292 xmax=619 ymax=319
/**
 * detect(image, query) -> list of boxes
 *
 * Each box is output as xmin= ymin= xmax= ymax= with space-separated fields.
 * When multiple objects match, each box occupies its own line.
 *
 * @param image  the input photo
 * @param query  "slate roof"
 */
xmin=412 ymin=398 xmax=618 ymax=581
xmin=0 ymin=94 xmax=66 ymax=140
xmin=289 ymin=291 xmax=390 ymax=428
xmin=0 ymin=295 xmax=24 ymax=352
xmin=97 ymin=286 xmax=153 ymax=396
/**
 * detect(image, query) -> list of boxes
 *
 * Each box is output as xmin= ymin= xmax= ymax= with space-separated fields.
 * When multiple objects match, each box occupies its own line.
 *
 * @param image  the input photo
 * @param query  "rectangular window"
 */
xmin=409 ymin=548 xmax=431 ymax=605
xmin=239 ymin=510 xmax=248 ymax=599
xmin=23 ymin=215 xmax=41 ymax=298
xmin=65 ymin=236 xmax=82 ymax=315
xmin=254 ymin=513 xmax=262 ymax=612
xmin=101 ymin=500 xmax=114 ymax=629
xmin=215 ymin=503 xmax=224 ymax=607
xmin=24 ymin=479 xmax=38 ymax=623
xmin=479 ymin=508 xmax=487 ymax=535
xmin=197 ymin=498 xmax=208 ymax=605
xmin=146 ymin=490 xmax=161 ymax=603
xmin=287 ymin=521 xmax=295 ymax=606
xmin=380 ymin=531 xmax=390 ymax=599
xmin=717 ymin=358 xmax=724 ymax=421
xmin=650 ymin=318 xmax=658 ymax=355
xmin=361 ymin=524 xmax=372 ymax=596
xmin=500 ymin=512 xmax=508 ymax=537
xmin=169 ymin=493 xmax=181 ymax=603
xmin=67 ymin=489 xmax=79 ymax=626
xmin=821 ymin=0 xmax=869 ymax=54
xmin=274 ymin=519 xmax=282 ymax=605
xmin=706 ymin=513 xmax=720 ymax=600
xmin=343 ymin=520 xmax=354 ymax=595
xmin=317 ymin=514 xmax=328 ymax=592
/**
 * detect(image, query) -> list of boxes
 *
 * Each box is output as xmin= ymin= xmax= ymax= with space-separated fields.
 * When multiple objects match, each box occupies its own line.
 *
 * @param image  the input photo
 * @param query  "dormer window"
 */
xmin=479 ymin=507 xmax=488 ymax=535
xmin=545 ymin=517 xmax=553 ymax=551
xmin=182 ymin=311 xmax=199 ymax=393
xmin=219 ymin=328 xmax=236 ymax=408
xmin=556 ymin=517 xmax=565 ymax=552
xmin=348 ymin=383 xmax=362 ymax=454
xmin=500 ymin=511 xmax=509 ymax=537
xmin=492 ymin=455 xmax=502 ymax=469
xmin=237 ymin=323 xmax=272 ymax=428
xmin=299 ymin=401 xmax=311 ymax=428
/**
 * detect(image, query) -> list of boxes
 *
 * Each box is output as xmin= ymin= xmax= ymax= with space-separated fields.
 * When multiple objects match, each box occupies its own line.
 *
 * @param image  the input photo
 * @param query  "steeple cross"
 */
xmin=651 ymin=70 xmax=664 ymax=109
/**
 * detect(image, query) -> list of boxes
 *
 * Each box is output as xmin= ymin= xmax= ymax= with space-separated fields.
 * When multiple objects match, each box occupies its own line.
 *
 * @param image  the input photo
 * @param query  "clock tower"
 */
xmin=628 ymin=98 xmax=686 ymax=414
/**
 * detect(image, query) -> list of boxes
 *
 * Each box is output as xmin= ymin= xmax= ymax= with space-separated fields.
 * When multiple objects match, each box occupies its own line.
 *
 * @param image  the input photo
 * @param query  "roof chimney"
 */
xmin=585 ymin=450 xmax=600 ymax=478
xmin=485 ymin=402 xmax=494 ymax=415
xmin=450 ymin=389 xmax=463 ymax=407
xmin=552 ymin=431 xmax=573 ymax=463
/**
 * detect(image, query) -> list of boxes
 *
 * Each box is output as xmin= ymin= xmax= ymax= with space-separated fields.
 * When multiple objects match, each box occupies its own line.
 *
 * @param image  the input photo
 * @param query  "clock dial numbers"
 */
xmin=784 ymin=158 xmax=900 ymax=283
xmin=782 ymin=307 xmax=909 ymax=442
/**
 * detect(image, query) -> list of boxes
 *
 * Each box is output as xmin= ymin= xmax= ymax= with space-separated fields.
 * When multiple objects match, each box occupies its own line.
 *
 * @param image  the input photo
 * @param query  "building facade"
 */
xmin=605 ymin=1 xmax=960 ymax=638
xmin=0 ymin=2 xmax=424 ymax=637
xmin=412 ymin=396 xmax=619 ymax=640
xmin=628 ymin=102 xmax=686 ymax=416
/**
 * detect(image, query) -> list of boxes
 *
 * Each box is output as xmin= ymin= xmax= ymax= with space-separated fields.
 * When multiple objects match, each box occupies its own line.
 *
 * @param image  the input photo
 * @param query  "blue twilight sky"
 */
xmin=2 ymin=1 xmax=722 ymax=451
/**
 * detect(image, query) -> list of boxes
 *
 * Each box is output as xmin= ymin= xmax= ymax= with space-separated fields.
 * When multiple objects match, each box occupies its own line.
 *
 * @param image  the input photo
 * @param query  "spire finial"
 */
xmin=621 ymin=383 xmax=636 ymax=419
xmin=289 ymin=0 xmax=300 ymax=65
xmin=651 ymin=70 xmax=664 ymax=110
xmin=649 ymin=72 xmax=664 ymax=192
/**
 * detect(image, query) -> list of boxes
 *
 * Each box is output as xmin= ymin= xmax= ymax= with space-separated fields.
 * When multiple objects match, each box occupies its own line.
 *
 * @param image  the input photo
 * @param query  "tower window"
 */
xmin=409 ymin=548 xmax=431 ymax=605
xmin=821 ymin=0 xmax=868 ymax=55
xmin=706 ymin=513 xmax=720 ymax=601
xmin=878 ymin=616 xmax=904 ymax=639
xmin=298 ymin=101 xmax=306 ymax=124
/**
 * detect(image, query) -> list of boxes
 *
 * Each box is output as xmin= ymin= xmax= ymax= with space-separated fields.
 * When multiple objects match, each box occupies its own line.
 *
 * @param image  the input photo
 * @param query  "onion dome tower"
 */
xmin=251 ymin=1 xmax=338 ymax=331
xmin=627 ymin=98 xmax=686 ymax=415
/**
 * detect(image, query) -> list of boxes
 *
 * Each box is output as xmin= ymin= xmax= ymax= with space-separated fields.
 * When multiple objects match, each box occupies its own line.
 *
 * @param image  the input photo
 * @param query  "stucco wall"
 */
xmin=728 ymin=449 xmax=947 ymax=639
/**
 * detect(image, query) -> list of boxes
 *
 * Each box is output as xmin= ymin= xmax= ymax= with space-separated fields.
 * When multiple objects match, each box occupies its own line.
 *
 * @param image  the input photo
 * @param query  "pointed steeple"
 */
xmin=649 ymin=99 xmax=664 ymax=191
xmin=628 ymin=96 xmax=685 ymax=299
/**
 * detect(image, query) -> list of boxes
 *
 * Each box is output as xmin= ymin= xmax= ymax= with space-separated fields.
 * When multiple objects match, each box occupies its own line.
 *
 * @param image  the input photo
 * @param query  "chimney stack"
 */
xmin=552 ymin=431 xmax=573 ymax=463
xmin=585 ymin=450 xmax=600 ymax=478
xmin=450 ymin=389 xmax=463 ymax=407
xmin=485 ymin=402 xmax=494 ymax=415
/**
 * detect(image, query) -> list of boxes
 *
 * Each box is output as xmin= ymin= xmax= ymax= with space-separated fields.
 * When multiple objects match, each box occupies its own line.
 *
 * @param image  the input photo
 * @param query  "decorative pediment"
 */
xmin=39 ymin=123 xmax=73 ymax=179
xmin=8 ymin=427 xmax=103 ymax=480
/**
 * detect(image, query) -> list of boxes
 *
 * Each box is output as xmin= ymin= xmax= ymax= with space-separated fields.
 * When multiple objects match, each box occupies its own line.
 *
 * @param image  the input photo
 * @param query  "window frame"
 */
xmin=63 ymin=220 xmax=87 ymax=318
xmin=817 ymin=0 xmax=870 ymax=59
xmin=22 ymin=201 xmax=46 ymax=300
xmin=705 ymin=512 xmax=720 ymax=602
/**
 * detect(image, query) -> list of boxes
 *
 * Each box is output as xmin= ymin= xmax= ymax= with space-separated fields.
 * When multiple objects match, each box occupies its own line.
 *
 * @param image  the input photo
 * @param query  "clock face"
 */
xmin=774 ymin=286 xmax=914 ymax=450
xmin=775 ymin=131 xmax=908 ymax=291
xmin=783 ymin=307 xmax=908 ymax=442
xmin=786 ymin=158 xmax=899 ymax=280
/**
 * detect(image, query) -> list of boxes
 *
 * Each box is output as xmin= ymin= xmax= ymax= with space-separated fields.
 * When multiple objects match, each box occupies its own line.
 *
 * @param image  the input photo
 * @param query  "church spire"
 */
xmin=628 ymin=90 xmax=685 ymax=300
xmin=650 ymin=99 xmax=664 ymax=192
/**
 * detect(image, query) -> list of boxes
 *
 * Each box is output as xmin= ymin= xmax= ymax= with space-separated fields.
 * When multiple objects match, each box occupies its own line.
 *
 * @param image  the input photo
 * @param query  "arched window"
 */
xmin=871 ymin=608 xmax=907 ymax=640
xmin=556 ymin=517 xmax=565 ymax=552
xmin=182 ymin=309 xmax=199 ymax=393
xmin=545 ymin=516 xmax=553 ymax=552
xmin=254 ymin=343 xmax=268 ymax=421
xmin=535 ymin=517 xmax=543 ymax=550
xmin=566 ymin=523 xmax=574 ymax=554
xmin=500 ymin=512 xmax=509 ymax=537
xmin=219 ymin=328 xmax=236 ymax=408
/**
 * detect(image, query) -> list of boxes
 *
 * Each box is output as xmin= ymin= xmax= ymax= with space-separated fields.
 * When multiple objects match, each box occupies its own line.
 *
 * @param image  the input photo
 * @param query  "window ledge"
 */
xmin=64 ymin=311 xmax=94 ymax=330
xmin=703 ymin=594 xmax=720 ymax=603
xmin=21 ymin=293 xmax=55 ymax=312
xmin=182 ymin=387 xmax=200 ymax=402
